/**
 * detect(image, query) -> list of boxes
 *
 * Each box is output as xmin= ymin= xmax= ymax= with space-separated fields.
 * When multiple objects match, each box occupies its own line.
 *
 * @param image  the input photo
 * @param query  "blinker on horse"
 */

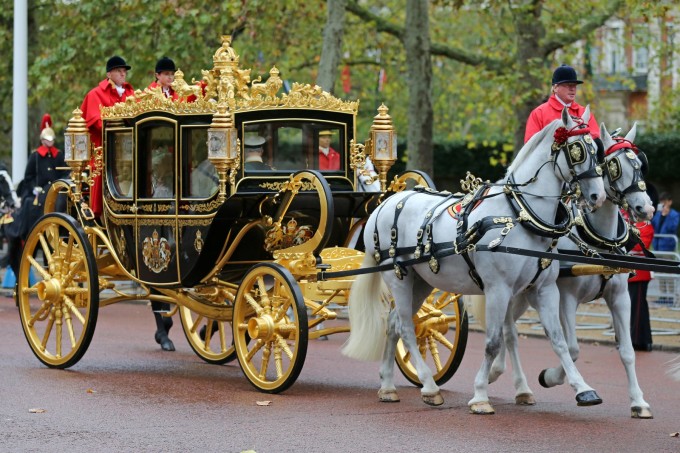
xmin=342 ymin=106 xmax=605 ymax=414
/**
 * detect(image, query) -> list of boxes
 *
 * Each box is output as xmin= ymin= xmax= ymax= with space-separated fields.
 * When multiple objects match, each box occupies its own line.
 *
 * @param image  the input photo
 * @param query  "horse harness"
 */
xmin=366 ymin=120 xmax=604 ymax=291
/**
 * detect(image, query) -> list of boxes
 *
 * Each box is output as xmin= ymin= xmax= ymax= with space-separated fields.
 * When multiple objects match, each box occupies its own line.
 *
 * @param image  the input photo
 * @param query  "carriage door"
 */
xmin=134 ymin=119 xmax=180 ymax=285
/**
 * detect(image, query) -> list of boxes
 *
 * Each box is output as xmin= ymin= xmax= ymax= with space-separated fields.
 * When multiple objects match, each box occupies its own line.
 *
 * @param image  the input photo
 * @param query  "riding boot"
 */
xmin=152 ymin=300 xmax=175 ymax=351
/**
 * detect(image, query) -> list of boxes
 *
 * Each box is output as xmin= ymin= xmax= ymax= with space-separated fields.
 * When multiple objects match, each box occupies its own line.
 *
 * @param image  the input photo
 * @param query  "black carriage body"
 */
xmin=101 ymin=104 xmax=378 ymax=288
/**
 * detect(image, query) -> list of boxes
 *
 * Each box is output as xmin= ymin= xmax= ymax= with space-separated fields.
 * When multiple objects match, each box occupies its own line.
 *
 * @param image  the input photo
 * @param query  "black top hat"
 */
xmin=155 ymin=56 xmax=176 ymax=73
xmin=552 ymin=64 xmax=583 ymax=85
xmin=106 ymin=55 xmax=131 ymax=72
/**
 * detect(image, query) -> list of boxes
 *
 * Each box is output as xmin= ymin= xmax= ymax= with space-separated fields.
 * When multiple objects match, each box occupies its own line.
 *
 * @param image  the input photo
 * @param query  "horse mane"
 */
xmin=505 ymin=119 xmax=561 ymax=176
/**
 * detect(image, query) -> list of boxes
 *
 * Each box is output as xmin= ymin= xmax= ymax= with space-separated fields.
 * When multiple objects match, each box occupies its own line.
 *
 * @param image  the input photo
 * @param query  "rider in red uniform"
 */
xmin=147 ymin=57 xmax=179 ymax=100
xmin=524 ymin=64 xmax=600 ymax=143
xmin=80 ymin=56 xmax=135 ymax=216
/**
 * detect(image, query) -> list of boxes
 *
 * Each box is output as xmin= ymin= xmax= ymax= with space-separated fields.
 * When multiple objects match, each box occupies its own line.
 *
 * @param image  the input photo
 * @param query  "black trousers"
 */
xmin=628 ymin=281 xmax=653 ymax=349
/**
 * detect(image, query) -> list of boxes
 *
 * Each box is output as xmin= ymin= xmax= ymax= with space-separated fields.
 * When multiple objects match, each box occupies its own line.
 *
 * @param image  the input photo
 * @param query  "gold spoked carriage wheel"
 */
xmin=233 ymin=263 xmax=308 ymax=393
xmin=179 ymin=307 xmax=237 ymax=365
xmin=395 ymin=291 xmax=468 ymax=387
xmin=17 ymin=213 xmax=99 ymax=369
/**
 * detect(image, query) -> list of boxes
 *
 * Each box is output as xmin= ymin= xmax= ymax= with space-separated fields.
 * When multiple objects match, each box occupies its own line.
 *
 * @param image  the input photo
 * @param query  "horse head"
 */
xmin=600 ymin=122 xmax=654 ymax=221
xmin=550 ymin=106 xmax=606 ymax=212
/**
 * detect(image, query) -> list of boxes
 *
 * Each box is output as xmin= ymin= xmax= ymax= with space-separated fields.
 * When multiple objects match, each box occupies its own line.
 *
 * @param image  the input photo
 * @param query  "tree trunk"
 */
xmin=512 ymin=0 xmax=548 ymax=156
xmin=316 ymin=0 xmax=348 ymax=93
xmin=404 ymin=0 xmax=433 ymax=174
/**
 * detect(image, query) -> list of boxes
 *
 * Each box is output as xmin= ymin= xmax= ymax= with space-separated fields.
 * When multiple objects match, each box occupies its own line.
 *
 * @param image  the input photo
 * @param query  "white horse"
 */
xmin=342 ymin=107 xmax=606 ymax=414
xmin=490 ymin=123 xmax=656 ymax=418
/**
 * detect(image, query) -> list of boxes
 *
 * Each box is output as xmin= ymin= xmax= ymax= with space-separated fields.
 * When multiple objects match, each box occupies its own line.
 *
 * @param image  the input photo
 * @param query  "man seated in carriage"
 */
xmin=317 ymin=129 xmax=341 ymax=170
xmin=243 ymin=135 xmax=272 ymax=171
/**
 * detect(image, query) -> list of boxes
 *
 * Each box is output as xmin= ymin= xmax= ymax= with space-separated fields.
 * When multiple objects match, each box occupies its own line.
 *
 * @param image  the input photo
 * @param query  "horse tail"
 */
xmin=668 ymin=356 xmax=680 ymax=381
xmin=341 ymin=252 xmax=391 ymax=361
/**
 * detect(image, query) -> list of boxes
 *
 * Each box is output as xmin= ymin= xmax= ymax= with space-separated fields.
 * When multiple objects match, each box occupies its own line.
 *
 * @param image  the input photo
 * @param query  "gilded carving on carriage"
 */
xmin=142 ymin=229 xmax=173 ymax=273
xmin=264 ymin=218 xmax=314 ymax=252
xmin=107 ymin=198 xmax=134 ymax=212
xmin=117 ymin=229 xmax=128 ymax=262
xmin=259 ymin=180 xmax=317 ymax=192
xmin=106 ymin=216 xmax=135 ymax=226
xmin=179 ymin=199 xmax=222 ymax=212
xmin=194 ymin=230 xmax=204 ymax=253
xmin=250 ymin=66 xmax=283 ymax=99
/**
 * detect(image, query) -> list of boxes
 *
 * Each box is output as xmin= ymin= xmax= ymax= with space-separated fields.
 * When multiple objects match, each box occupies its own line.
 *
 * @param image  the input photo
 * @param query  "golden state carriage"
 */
xmin=17 ymin=36 xmax=467 ymax=393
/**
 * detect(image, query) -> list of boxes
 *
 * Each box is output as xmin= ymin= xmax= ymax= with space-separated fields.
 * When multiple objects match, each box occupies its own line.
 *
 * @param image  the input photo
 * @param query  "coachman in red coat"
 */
xmin=524 ymin=65 xmax=600 ymax=144
xmin=80 ymin=56 xmax=135 ymax=216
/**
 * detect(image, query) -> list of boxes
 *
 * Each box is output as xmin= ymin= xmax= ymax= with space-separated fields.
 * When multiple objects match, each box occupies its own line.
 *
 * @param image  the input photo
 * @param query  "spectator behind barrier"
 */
xmin=651 ymin=192 xmax=679 ymax=252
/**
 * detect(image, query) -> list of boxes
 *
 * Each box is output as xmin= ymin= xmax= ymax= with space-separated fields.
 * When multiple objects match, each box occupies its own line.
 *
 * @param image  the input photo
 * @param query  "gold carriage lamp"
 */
xmin=370 ymin=103 xmax=397 ymax=191
xmin=63 ymin=107 xmax=91 ymax=201
xmin=208 ymin=102 xmax=240 ymax=201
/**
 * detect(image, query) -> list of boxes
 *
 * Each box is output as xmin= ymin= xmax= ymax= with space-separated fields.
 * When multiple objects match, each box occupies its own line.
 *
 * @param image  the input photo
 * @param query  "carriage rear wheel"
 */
xmin=233 ymin=263 xmax=308 ymax=393
xmin=17 ymin=213 xmax=99 ymax=369
xmin=395 ymin=291 xmax=468 ymax=386
xmin=179 ymin=306 xmax=237 ymax=365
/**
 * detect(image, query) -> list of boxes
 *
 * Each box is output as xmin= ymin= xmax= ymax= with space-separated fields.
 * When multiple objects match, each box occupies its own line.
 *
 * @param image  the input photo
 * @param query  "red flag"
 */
xmin=341 ymin=64 xmax=351 ymax=94
xmin=377 ymin=68 xmax=387 ymax=92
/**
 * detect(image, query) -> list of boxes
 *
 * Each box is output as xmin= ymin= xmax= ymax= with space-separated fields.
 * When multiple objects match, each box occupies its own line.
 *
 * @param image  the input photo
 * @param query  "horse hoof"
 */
xmin=538 ymin=369 xmax=550 ymax=388
xmin=575 ymin=390 xmax=602 ymax=406
xmin=422 ymin=391 xmax=444 ymax=406
xmin=515 ymin=393 xmax=536 ymax=406
xmin=469 ymin=401 xmax=495 ymax=415
xmin=631 ymin=406 xmax=653 ymax=419
xmin=378 ymin=389 xmax=400 ymax=403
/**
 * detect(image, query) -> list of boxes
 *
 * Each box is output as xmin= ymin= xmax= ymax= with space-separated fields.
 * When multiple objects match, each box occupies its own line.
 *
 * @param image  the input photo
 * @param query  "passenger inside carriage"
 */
xmin=317 ymin=129 xmax=341 ymax=170
xmin=189 ymin=137 xmax=218 ymax=198
xmin=150 ymin=145 xmax=174 ymax=198
xmin=243 ymin=135 xmax=272 ymax=171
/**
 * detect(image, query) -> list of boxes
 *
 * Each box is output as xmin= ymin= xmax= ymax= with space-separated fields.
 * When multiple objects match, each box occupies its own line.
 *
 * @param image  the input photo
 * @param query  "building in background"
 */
xmin=588 ymin=10 xmax=680 ymax=133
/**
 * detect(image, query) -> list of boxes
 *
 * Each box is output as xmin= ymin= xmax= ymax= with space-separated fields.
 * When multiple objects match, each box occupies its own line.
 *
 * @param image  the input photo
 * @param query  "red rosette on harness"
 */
xmin=553 ymin=123 xmax=590 ymax=146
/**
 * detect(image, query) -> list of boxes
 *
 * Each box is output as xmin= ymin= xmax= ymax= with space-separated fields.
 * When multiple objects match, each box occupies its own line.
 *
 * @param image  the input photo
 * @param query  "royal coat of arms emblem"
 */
xmin=142 ymin=229 xmax=172 ymax=273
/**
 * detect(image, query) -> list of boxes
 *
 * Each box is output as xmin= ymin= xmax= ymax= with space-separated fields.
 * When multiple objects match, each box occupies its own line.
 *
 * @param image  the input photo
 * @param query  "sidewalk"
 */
xmin=466 ymin=297 xmax=680 ymax=352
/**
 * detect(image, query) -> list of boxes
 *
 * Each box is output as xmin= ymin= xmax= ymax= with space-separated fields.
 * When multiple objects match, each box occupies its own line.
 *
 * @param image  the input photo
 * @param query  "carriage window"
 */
xmin=185 ymin=128 xmax=218 ymax=198
xmin=109 ymin=132 xmax=133 ymax=198
xmin=138 ymin=124 xmax=175 ymax=198
xmin=240 ymin=121 xmax=345 ymax=172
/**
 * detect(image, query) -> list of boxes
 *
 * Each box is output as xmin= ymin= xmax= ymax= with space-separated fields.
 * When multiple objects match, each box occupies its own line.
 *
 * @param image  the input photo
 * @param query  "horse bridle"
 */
xmin=602 ymin=138 xmax=648 ymax=211
xmin=550 ymin=121 xmax=603 ymax=192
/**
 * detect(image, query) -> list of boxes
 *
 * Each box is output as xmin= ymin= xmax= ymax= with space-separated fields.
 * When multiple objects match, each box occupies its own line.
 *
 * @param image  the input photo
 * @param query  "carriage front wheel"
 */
xmin=233 ymin=263 xmax=308 ymax=393
xmin=17 ymin=213 xmax=99 ymax=369
xmin=395 ymin=291 xmax=468 ymax=386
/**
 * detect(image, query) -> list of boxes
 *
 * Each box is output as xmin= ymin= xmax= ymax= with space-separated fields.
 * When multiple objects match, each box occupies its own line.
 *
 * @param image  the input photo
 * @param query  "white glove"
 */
xmin=33 ymin=187 xmax=42 ymax=197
